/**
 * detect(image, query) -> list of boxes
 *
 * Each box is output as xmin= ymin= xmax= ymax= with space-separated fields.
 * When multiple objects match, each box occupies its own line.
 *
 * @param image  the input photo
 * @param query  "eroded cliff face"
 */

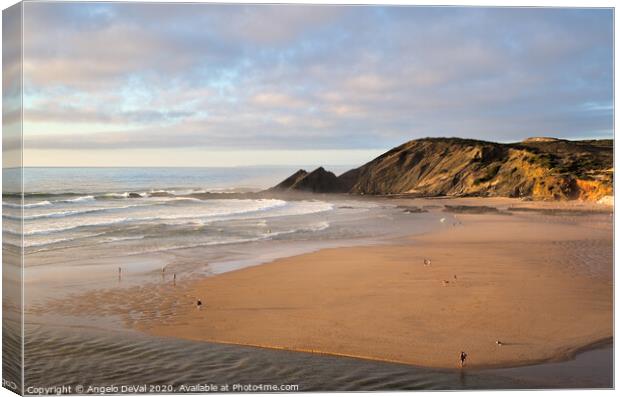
xmin=272 ymin=138 xmax=613 ymax=201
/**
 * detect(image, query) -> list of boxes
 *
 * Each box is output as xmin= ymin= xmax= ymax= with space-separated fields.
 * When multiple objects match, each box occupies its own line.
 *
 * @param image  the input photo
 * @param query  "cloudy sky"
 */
xmin=20 ymin=3 xmax=613 ymax=166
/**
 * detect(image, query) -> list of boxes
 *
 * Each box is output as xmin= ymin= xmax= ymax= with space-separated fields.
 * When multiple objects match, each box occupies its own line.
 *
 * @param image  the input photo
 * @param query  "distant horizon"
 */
xmin=15 ymin=165 xmax=361 ymax=169
xmin=20 ymin=134 xmax=614 ymax=167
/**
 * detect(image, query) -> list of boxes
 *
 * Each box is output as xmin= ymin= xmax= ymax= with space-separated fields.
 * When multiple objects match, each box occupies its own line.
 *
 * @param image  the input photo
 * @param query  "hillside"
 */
xmin=270 ymin=137 xmax=613 ymax=201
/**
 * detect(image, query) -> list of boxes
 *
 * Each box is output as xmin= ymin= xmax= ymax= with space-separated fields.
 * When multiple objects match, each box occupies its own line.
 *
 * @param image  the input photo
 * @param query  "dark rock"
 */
xmin=396 ymin=205 xmax=427 ymax=213
xmin=443 ymin=205 xmax=501 ymax=214
xmin=270 ymin=169 xmax=308 ymax=190
xmin=271 ymin=167 xmax=347 ymax=193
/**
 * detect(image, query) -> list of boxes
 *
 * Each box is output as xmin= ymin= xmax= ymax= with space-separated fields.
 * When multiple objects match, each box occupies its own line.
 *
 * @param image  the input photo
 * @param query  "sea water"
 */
xmin=3 ymin=167 xmax=346 ymax=253
xmin=2 ymin=167 xmax=612 ymax=391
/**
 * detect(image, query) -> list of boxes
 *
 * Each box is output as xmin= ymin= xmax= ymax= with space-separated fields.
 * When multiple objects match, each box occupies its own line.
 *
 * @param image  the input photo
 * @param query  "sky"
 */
xmin=16 ymin=2 xmax=614 ymax=167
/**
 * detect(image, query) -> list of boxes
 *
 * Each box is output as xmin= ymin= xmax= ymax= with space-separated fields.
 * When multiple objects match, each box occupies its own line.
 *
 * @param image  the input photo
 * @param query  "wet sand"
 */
xmin=134 ymin=201 xmax=614 ymax=369
xmin=22 ymin=324 xmax=613 ymax=390
xmin=35 ymin=198 xmax=613 ymax=370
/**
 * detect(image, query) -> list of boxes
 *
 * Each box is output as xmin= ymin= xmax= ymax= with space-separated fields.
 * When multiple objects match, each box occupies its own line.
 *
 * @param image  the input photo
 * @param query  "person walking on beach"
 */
xmin=459 ymin=351 xmax=468 ymax=367
xmin=196 ymin=299 xmax=202 ymax=310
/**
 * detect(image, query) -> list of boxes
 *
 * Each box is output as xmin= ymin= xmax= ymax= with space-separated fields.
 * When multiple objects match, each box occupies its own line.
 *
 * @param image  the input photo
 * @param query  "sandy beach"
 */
xmin=38 ymin=198 xmax=612 ymax=370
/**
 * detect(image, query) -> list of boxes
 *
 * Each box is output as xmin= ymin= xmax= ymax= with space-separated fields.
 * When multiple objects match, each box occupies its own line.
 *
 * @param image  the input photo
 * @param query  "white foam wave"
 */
xmin=3 ymin=200 xmax=52 ymax=209
xmin=163 ymin=197 xmax=202 ymax=202
xmin=265 ymin=221 xmax=330 ymax=238
xmin=23 ymin=199 xmax=289 ymax=236
xmin=102 ymin=192 xmax=130 ymax=198
xmin=24 ymin=232 xmax=107 ymax=248
xmin=60 ymin=195 xmax=95 ymax=203
xmin=103 ymin=235 xmax=146 ymax=243
xmin=150 ymin=189 xmax=208 ymax=196
xmin=15 ymin=203 xmax=157 ymax=221
xmin=26 ymin=200 xmax=52 ymax=207
xmin=136 ymin=221 xmax=331 ymax=255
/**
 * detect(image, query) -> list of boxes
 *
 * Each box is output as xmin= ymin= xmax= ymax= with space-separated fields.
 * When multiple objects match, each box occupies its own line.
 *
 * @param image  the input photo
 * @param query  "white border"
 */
xmin=0 ymin=2 xmax=616 ymax=397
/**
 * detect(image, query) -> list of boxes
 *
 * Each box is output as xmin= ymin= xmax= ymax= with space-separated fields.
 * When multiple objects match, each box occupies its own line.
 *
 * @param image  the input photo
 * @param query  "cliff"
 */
xmin=271 ymin=137 xmax=613 ymax=201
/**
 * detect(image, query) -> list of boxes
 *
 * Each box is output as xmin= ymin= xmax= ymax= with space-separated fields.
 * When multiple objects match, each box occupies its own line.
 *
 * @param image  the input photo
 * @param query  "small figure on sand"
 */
xmin=196 ymin=299 xmax=202 ymax=310
xmin=173 ymin=273 xmax=177 ymax=286
xmin=453 ymin=215 xmax=461 ymax=227
xmin=459 ymin=351 xmax=468 ymax=367
xmin=495 ymin=340 xmax=503 ymax=346
xmin=440 ymin=217 xmax=446 ymax=223
xmin=442 ymin=280 xmax=450 ymax=286
xmin=118 ymin=266 xmax=122 ymax=281
xmin=423 ymin=258 xmax=432 ymax=266
xmin=454 ymin=274 xmax=458 ymax=281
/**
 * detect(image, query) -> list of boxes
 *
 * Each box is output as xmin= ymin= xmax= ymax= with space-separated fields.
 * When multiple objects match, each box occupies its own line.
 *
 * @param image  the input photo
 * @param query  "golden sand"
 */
xmin=37 ymin=201 xmax=612 ymax=369
xmin=134 ymin=209 xmax=612 ymax=369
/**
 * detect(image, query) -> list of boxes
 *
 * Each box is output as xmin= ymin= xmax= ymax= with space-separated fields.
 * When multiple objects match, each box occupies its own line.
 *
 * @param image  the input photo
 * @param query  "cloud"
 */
xmin=21 ymin=3 xmax=613 ymax=162
xmin=3 ymin=3 xmax=23 ymax=122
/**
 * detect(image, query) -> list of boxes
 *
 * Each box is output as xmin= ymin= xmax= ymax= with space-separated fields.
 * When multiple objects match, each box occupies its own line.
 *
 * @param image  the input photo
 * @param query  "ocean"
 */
xmin=1 ymin=167 xmax=612 ymax=391
xmin=3 ymin=166 xmax=355 ymax=255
